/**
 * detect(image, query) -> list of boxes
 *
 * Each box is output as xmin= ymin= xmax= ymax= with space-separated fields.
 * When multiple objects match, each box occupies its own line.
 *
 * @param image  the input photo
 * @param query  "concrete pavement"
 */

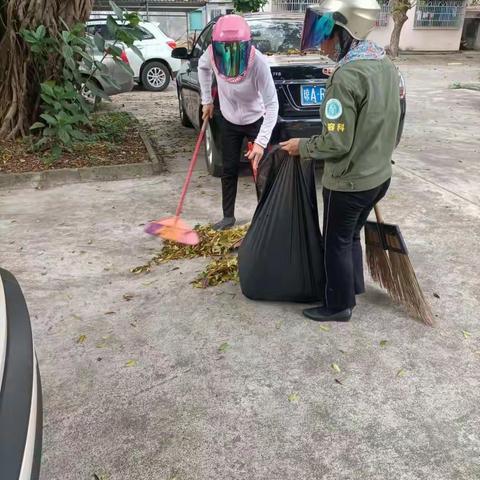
xmin=0 ymin=55 xmax=479 ymax=480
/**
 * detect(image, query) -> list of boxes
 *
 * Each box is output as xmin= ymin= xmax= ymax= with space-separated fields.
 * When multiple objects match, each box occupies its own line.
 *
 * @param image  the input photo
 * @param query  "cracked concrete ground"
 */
xmin=1 ymin=53 xmax=480 ymax=480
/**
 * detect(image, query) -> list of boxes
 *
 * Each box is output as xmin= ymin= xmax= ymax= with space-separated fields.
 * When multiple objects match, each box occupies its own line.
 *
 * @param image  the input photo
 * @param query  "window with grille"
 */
xmin=270 ymin=0 xmax=313 ymax=12
xmin=376 ymin=1 xmax=391 ymax=27
xmin=210 ymin=8 xmax=222 ymax=20
xmin=414 ymin=0 xmax=465 ymax=28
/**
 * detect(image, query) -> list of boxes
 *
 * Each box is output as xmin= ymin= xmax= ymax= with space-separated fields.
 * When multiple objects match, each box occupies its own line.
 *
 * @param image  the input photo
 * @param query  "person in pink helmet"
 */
xmin=199 ymin=14 xmax=279 ymax=231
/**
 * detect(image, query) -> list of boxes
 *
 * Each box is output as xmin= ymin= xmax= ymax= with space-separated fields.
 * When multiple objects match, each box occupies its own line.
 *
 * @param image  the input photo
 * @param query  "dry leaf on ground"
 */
xmin=218 ymin=342 xmax=230 ymax=353
xmin=288 ymin=392 xmax=300 ymax=403
xmin=331 ymin=363 xmax=341 ymax=373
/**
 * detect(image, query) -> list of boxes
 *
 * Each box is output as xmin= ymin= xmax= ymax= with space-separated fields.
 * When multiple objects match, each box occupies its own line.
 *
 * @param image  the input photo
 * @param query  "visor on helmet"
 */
xmin=301 ymin=8 xmax=336 ymax=52
xmin=212 ymin=40 xmax=252 ymax=79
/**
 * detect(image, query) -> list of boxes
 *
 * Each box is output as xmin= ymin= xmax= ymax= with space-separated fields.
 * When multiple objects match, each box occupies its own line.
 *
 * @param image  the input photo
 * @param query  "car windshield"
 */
xmin=248 ymin=19 xmax=303 ymax=55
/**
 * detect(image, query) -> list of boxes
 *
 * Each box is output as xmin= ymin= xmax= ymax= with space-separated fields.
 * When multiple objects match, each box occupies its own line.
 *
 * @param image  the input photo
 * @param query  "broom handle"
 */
xmin=374 ymin=204 xmax=385 ymax=224
xmin=175 ymin=117 xmax=209 ymax=217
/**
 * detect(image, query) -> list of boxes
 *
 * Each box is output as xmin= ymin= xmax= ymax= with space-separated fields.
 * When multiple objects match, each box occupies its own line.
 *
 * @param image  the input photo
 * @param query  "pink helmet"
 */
xmin=212 ymin=14 xmax=251 ymax=42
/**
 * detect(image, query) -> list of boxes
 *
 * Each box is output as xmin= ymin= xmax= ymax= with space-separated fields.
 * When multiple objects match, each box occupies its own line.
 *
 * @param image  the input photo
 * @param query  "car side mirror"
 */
xmin=172 ymin=47 xmax=189 ymax=59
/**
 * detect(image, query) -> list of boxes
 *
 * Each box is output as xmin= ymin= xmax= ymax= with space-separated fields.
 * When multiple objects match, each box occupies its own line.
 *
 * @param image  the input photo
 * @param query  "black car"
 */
xmin=173 ymin=13 xmax=406 ymax=177
xmin=0 ymin=268 xmax=43 ymax=480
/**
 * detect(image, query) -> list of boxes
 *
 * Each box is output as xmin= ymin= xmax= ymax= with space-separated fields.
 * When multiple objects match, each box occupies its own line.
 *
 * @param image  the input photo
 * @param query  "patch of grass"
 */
xmin=25 ymin=112 xmax=136 ymax=160
xmin=91 ymin=112 xmax=137 ymax=143
xmin=0 ymin=111 xmax=147 ymax=173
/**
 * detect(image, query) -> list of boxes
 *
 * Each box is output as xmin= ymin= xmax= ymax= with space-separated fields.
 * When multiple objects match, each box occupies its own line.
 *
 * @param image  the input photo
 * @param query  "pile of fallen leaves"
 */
xmin=192 ymin=256 xmax=239 ymax=289
xmin=131 ymin=224 xmax=249 ymax=288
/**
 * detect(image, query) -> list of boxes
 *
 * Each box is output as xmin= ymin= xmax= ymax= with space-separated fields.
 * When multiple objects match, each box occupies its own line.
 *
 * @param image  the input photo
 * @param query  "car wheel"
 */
xmin=178 ymin=89 xmax=193 ymax=128
xmin=141 ymin=62 xmax=170 ymax=92
xmin=205 ymin=122 xmax=222 ymax=177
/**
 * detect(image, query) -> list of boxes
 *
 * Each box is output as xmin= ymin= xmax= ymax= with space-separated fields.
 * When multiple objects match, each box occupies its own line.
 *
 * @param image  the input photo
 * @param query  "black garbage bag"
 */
xmin=238 ymin=146 xmax=325 ymax=302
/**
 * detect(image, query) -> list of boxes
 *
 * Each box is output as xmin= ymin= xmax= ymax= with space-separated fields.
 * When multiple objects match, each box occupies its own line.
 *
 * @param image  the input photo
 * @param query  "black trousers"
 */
xmin=221 ymin=117 xmax=263 ymax=218
xmin=322 ymin=179 xmax=390 ymax=309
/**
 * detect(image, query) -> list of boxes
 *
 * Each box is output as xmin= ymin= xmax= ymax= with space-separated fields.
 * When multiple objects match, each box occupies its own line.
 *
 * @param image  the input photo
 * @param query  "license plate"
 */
xmin=300 ymin=85 xmax=326 ymax=106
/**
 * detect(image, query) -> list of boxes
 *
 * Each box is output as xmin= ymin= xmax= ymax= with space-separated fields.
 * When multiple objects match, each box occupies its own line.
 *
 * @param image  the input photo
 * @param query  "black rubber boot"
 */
xmin=303 ymin=306 xmax=352 ymax=322
xmin=212 ymin=217 xmax=236 ymax=231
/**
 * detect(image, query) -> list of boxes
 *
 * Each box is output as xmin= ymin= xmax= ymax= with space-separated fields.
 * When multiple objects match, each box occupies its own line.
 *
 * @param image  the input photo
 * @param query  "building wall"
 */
xmin=369 ymin=12 xmax=462 ymax=52
xmin=154 ymin=14 xmax=189 ymax=41
xmin=368 ymin=12 xmax=464 ymax=51
xmin=204 ymin=1 xmax=234 ymax=21
xmin=154 ymin=2 xmax=234 ymax=44
xmin=90 ymin=5 xmax=233 ymax=48
xmin=90 ymin=9 xmax=189 ymax=40
xmin=264 ymin=0 xmax=465 ymax=51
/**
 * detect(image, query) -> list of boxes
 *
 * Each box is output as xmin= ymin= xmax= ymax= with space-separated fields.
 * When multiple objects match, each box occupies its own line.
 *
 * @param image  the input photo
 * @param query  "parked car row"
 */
xmin=84 ymin=13 xmax=406 ymax=178
xmin=172 ymin=13 xmax=407 ymax=177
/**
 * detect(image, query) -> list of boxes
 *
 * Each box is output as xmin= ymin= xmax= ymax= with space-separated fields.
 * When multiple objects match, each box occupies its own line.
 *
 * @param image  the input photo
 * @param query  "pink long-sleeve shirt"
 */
xmin=198 ymin=48 xmax=279 ymax=148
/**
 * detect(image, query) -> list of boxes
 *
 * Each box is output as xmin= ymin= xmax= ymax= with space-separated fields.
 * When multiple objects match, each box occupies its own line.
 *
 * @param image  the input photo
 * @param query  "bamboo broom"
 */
xmin=365 ymin=204 xmax=434 ymax=326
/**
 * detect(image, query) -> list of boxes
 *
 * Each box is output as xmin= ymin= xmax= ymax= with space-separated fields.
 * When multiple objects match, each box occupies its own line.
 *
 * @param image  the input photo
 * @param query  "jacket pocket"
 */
xmin=330 ymin=157 xmax=352 ymax=178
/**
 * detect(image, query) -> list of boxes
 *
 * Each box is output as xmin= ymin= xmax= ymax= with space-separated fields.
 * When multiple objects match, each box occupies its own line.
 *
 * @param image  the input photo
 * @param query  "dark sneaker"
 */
xmin=212 ymin=217 xmax=236 ymax=231
xmin=303 ymin=306 xmax=352 ymax=322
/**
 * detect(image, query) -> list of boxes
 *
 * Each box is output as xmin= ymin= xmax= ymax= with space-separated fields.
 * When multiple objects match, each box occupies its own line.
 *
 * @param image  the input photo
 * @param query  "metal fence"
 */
xmin=270 ymin=0 xmax=309 ymax=12
xmin=414 ymin=0 xmax=465 ymax=28
xmin=376 ymin=1 xmax=391 ymax=27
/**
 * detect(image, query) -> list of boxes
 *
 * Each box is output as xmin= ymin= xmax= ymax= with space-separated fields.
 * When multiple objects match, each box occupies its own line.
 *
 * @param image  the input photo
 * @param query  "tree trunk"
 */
xmin=389 ymin=0 xmax=411 ymax=58
xmin=0 ymin=0 xmax=93 ymax=139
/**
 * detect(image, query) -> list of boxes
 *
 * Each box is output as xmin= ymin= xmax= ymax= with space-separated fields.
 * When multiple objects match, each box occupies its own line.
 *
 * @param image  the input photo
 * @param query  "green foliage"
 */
xmin=391 ymin=0 xmax=413 ymax=15
xmin=20 ymin=25 xmax=55 ymax=55
xmin=233 ymin=0 xmax=268 ymax=13
xmin=30 ymin=80 xmax=91 ymax=162
xmin=20 ymin=1 xmax=143 ymax=162
xmin=92 ymin=112 xmax=136 ymax=143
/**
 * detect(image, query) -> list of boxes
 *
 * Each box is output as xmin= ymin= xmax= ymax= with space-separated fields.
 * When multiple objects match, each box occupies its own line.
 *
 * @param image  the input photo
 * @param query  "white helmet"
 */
xmin=301 ymin=0 xmax=381 ymax=52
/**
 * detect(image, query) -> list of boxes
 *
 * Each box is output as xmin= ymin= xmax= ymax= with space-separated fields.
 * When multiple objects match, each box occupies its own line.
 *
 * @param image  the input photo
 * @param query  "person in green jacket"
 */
xmin=281 ymin=0 xmax=401 ymax=322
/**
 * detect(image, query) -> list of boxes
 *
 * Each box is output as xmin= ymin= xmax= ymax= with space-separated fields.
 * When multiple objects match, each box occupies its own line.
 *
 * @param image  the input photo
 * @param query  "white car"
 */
xmin=86 ymin=20 xmax=181 ymax=91
xmin=81 ymin=40 xmax=134 ymax=104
